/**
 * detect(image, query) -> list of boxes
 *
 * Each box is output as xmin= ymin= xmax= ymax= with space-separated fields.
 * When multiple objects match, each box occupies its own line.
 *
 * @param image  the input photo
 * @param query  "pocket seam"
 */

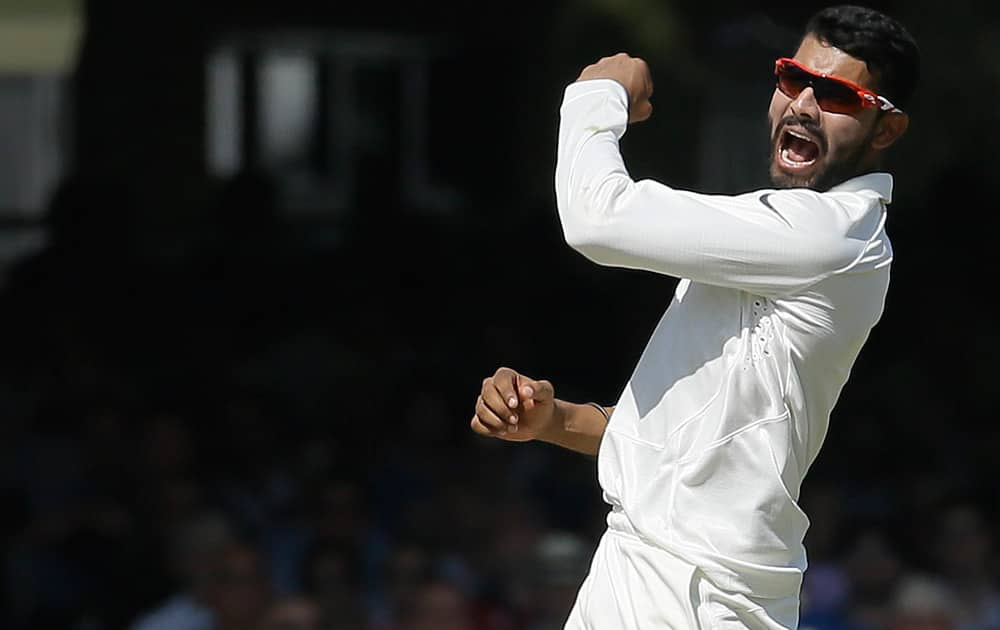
xmin=674 ymin=411 xmax=790 ymax=466
xmin=605 ymin=427 xmax=666 ymax=451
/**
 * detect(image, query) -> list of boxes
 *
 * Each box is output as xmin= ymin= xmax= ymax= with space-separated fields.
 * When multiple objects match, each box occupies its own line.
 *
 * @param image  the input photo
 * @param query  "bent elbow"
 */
xmin=561 ymin=220 xmax=621 ymax=266
xmin=560 ymin=217 xmax=595 ymax=252
xmin=558 ymin=201 xmax=601 ymax=249
xmin=558 ymin=175 xmax=635 ymax=259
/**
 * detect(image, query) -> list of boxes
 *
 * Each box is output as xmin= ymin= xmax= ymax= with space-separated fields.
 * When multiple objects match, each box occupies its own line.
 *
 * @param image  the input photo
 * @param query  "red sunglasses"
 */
xmin=774 ymin=57 xmax=902 ymax=115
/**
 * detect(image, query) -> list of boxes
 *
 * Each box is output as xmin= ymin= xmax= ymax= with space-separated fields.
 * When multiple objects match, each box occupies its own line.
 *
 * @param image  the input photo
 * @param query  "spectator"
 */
xmin=799 ymin=564 xmax=855 ymax=630
xmin=259 ymin=595 xmax=322 ymax=630
xmin=129 ymin=510 xmax=235 ymax=630
xmin=932 ymin=504 xmax=1000 ymax=630
xmin=522 ymin=530 xmax=592 ymax=630
xmin=399 ymin=578 xmax=475 ymax=630
xmin=201 ymin=540 xmax=274 ymax=630
xmin=302 ymin=539 xmax=366 ymax=630
xmin=888 ymin=575 xmax=958 ymax=630
xmin=843 ymin=527 xmax=905 ymax=630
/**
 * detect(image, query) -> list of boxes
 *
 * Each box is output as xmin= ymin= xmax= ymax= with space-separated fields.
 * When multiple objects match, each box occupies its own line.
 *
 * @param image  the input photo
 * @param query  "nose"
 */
xmin=790 ymin=85 xmax=821 ymax=120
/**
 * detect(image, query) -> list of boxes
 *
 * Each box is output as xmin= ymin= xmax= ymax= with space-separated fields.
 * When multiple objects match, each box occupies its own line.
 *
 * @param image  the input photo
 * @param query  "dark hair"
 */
xmin=804 ymin=5 xmax=920 ymax=110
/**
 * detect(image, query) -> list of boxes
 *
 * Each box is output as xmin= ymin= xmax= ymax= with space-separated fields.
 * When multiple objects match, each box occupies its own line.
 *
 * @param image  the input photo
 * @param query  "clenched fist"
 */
xmin=576 ymin=53 xmax=654 ymax=123
xmin=471 ymin=367 xmax=557 ymax=442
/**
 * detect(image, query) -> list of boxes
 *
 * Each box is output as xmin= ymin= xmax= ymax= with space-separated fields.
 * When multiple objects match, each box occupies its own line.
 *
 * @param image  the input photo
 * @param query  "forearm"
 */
xmin=537 ymin=399 xmax=613 ymax=456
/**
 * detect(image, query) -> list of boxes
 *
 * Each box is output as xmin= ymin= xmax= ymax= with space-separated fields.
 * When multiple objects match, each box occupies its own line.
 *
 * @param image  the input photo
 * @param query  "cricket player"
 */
xmin=469 ymin=4 xmax=920 ymax=628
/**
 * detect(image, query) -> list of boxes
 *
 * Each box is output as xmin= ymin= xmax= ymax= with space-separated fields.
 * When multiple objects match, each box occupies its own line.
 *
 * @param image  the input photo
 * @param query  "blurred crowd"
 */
xmin=0 ymin=168 xmax=997 ymax=630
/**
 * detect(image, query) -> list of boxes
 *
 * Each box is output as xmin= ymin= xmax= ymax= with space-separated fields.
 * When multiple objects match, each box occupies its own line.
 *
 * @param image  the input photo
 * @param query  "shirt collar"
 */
xmin=829 ymin=172 xmax=894 ymax=203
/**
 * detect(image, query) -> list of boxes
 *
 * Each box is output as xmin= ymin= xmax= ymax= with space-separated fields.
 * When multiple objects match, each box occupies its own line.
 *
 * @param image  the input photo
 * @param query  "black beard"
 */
xmin=768 ymin=123 xmax=876 ymax=192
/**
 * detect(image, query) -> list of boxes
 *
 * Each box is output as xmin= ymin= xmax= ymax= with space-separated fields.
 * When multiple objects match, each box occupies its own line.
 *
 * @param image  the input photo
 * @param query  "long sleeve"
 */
xmin=554 ymin=79 xmax=892 ymax=298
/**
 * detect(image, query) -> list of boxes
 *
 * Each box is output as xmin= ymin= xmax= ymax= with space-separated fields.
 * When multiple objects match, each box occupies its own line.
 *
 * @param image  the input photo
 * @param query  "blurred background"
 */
xmin=0 ymin=0 xmax=997 ymax=629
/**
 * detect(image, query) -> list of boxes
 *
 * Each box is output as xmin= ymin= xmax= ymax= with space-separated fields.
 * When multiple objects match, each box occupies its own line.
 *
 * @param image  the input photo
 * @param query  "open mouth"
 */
xmin=777 ymin=128 xmax=822 ymax=171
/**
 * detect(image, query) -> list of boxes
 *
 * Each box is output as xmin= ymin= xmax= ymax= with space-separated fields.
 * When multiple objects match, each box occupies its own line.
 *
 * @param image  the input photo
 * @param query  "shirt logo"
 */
xmin=758 ymin=193 xmax=795 ymax=228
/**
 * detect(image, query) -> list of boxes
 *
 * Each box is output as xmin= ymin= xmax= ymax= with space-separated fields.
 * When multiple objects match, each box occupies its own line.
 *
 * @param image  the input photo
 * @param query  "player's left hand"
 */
xmin=471 ymin=367 xmax=556 ymax=443
xmin=576 ymin=53 xmax=654 ymax=123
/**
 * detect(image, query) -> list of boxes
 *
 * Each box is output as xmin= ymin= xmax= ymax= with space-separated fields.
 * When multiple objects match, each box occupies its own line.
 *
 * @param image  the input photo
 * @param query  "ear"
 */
xmin=870 ymin=112 xmax=909 ymax=151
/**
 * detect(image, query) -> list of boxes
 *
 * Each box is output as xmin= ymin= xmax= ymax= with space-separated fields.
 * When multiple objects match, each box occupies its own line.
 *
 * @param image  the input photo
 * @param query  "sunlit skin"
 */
xmin=768 ymin=34 xmax=909 ymax=191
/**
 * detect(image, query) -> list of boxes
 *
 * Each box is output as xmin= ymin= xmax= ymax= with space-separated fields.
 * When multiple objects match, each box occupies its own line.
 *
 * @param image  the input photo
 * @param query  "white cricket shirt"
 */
xmin=555 ymin=80 xmax=894 ymax=598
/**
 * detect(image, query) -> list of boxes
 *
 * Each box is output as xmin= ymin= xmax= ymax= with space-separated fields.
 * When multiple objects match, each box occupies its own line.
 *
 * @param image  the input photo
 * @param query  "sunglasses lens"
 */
xmin=776 ymin=65 xmax=809 ymax=99
xmin=814 ymin=80 xmax=864 ymax=114
xmin=776 ymin=63 xmax=865 ymax=114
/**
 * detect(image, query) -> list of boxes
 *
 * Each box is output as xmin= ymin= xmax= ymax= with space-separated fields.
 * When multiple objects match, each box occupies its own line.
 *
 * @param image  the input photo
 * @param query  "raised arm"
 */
xmin=471 ymin=367 xmax=612 ymax=456
xmin=555 ymin=56 xmax=890 ymax=297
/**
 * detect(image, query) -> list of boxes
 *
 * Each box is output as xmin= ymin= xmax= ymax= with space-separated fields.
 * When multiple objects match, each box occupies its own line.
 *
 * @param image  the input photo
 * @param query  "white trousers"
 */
xmin=564 ymin=529 xmax=799 ymax=630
